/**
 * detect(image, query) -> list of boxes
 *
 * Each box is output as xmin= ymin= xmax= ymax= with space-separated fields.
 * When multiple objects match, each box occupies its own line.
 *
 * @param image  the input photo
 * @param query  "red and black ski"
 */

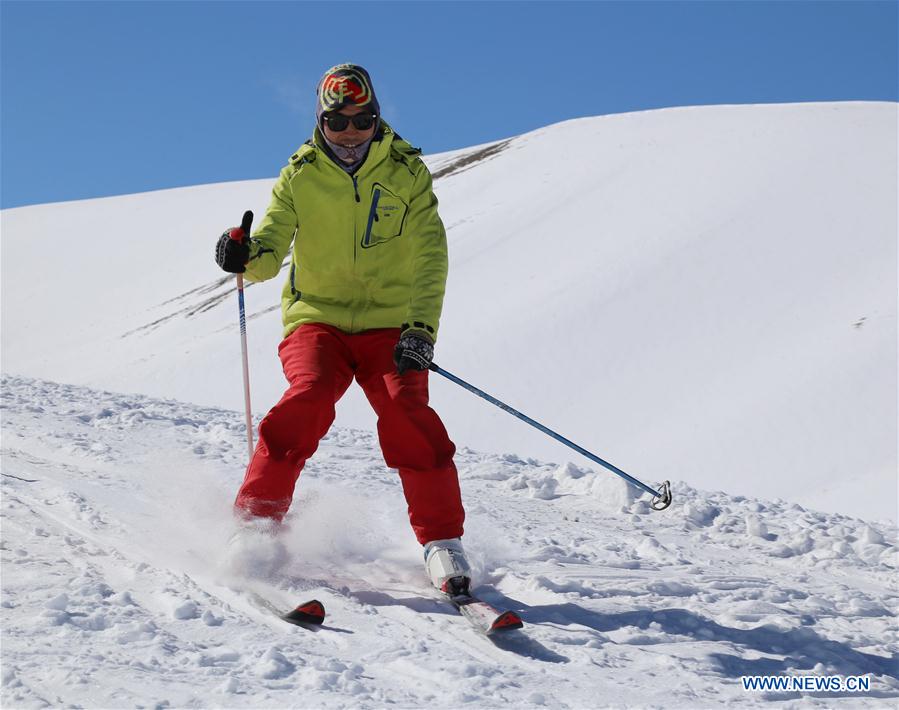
xmin=450 ymin=593 xmax=523 ymax=635
xmin=245 ymin=592 xmax=326 ymax=628
xmin=281 ymin=599 xmax=326 ymax=627
xmin=250 ymin=581 xmax=519 ymax=634
xmin=441 ymin=579 xmax=523 ymax=635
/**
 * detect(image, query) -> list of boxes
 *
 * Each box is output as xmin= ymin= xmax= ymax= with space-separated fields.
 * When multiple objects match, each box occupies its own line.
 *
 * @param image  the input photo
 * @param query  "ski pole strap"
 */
xmin=236 ymin=275 xmax=247 ymax=335
xmin=429 ymin=363 xmax=672 ymax=511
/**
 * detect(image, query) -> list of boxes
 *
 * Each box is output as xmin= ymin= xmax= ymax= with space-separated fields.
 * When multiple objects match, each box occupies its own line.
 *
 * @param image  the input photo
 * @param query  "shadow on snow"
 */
xmin=495 ymin=594 xmax=898 ymax=682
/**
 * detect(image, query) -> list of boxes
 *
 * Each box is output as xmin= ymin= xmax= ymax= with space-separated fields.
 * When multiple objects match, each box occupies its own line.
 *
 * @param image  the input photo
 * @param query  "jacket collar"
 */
xmin=312 ymin=120 xmax=396 ymax=177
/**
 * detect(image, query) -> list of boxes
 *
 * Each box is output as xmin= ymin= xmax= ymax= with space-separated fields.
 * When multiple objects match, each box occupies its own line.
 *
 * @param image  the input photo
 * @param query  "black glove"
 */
xmin=215 ymin=229 xmax=250 ymax=273
xmin=394 ymin=330 xmax=434 ymax=375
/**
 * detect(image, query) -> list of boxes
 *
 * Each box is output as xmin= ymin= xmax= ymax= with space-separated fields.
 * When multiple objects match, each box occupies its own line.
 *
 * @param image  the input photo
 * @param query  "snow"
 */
xmin=2 ymin=102 xmax=898 ymax=706
xmin=2 ymin=101 xmax=895 ymax=523
xmin=1 ymin=375 xmax=897 ymax=707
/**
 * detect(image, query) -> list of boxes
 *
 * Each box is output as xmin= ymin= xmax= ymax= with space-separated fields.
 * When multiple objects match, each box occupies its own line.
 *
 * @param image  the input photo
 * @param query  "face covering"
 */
xmin=322 ymin=134 xmax=374 ymax=173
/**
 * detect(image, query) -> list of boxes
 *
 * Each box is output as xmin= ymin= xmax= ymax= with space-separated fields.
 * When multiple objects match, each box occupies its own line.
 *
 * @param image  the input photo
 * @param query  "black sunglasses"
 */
xmin=323 ymin=112 xmax=378 ymax=132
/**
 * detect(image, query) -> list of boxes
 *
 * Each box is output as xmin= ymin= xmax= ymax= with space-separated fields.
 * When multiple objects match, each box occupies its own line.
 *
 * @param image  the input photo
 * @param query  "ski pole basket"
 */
xmin=650 ymin=480 xmax=673 ymax=511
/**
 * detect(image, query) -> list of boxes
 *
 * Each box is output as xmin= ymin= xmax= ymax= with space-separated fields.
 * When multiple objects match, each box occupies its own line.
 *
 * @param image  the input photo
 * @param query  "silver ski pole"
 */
xmin=429 ymin=363 xmax=672 ymax=510
xmin=229 ymin=210 xmax=255 ymax=461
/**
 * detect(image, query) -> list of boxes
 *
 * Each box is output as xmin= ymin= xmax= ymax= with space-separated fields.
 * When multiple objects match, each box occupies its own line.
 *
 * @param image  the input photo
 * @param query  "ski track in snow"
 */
xmin=1 ymin=374 xmax=897 ymax=708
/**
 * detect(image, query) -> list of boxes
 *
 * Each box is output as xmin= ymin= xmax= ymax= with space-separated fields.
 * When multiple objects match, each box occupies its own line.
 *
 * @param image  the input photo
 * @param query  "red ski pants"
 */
xmin=234 ymin=323 xmax=464 ymax=544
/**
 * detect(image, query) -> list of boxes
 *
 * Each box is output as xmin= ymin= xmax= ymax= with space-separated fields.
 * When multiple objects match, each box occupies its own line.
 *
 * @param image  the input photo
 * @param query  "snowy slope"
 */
xmin=1 ymin=101 xmax=896 ymax=524
xmin=2 ymin=375 xmax=897 ymax=708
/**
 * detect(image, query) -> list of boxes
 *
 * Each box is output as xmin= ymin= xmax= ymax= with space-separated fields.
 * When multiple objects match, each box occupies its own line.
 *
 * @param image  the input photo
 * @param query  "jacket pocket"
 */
xmin=361 ymin=183 xmax=408 ymax=248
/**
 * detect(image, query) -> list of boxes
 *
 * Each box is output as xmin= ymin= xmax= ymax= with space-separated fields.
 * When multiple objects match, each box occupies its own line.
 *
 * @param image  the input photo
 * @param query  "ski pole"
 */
xmin=230 ymin=210 xmax=255 ymax=460
xmin=428 ymin=363 xmax=672 ymax=510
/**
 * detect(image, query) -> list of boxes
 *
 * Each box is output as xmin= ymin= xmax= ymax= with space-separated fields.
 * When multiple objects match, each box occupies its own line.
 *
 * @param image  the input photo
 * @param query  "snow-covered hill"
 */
xmin=2 ymin=375 xmax=897 ymax=707
xmin=2 ymin=101 xmax=895 ymax=523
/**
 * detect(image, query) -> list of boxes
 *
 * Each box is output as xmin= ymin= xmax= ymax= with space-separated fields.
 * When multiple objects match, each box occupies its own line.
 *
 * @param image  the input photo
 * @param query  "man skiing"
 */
xmin=214 ymin=64 xmax=471 ymax=594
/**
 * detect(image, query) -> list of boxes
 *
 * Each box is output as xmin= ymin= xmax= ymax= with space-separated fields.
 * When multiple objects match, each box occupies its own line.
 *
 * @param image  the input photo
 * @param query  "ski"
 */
xmin=246 ymin=592 xmax=326 ymax=627
xmin=442 ymin=580 xmax=523 ymax=635
xmin=281 ymin=599 xmax=326 ymax=627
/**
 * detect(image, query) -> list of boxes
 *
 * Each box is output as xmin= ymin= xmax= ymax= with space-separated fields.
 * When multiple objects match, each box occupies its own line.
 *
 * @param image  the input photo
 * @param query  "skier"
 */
xmin=215 ymin=64 xmax=471 ymax=594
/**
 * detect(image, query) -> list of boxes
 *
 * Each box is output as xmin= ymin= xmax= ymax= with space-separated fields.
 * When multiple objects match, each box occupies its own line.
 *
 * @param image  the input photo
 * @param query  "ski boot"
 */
xmin=424 ymin=537 xmax=472 ymax=594
xmin=225 ymin=516 xmax=288 ymax=578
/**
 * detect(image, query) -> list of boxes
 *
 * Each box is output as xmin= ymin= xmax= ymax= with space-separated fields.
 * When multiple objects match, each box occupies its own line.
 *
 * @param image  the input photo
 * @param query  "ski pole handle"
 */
xmin=229 ymin=210 xmax=254 ymax=244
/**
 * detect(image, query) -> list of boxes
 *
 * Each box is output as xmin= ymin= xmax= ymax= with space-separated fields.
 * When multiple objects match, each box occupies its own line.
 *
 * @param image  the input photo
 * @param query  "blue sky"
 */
xmin=2 ymin=1 xmax=896 ymax=209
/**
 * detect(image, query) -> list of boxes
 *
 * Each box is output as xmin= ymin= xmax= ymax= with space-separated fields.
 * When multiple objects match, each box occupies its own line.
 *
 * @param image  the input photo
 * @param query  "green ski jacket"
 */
xmin=244 ymin=121 xmax=448 ymax=343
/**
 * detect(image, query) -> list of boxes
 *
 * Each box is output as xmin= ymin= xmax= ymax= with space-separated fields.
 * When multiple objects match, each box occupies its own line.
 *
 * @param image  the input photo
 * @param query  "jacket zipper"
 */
xmin=289 ymin=263 xmax=301 ymax=302
xmin=351 ymin=175 xmax=360 ymax=332
xmin=362 ymin=188 xmax=382 ymax=247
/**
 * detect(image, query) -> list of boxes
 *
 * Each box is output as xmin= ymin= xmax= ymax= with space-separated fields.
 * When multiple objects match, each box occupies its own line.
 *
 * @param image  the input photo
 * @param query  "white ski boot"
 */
xmin=225 ymin=517 xmax=288 ymax=579
xmin=424 ymin=538 xmax=472 ymax=594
